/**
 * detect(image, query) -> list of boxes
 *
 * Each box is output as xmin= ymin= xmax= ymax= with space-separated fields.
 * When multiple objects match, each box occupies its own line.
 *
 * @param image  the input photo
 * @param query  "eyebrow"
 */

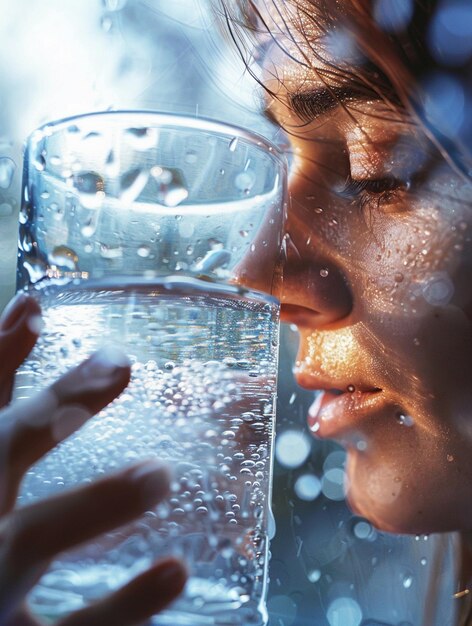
xmin=288 ymin=85 xmax=384 ymax=122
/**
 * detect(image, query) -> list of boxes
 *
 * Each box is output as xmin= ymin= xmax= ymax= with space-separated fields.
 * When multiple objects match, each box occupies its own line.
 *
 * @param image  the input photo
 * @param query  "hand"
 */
xmin=0 ymin=294 xmax=187 ymax=626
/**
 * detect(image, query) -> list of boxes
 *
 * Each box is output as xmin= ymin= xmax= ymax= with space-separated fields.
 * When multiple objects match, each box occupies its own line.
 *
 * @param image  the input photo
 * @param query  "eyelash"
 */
xmin=338 ymin=176 xmax=408 ymax=212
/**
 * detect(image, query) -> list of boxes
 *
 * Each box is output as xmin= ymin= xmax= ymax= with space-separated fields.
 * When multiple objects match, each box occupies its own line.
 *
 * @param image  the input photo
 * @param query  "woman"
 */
xmin=224 ymin=0 xmax=472 ymax=621
xmin=1 ymin=0 xmax=472 ymax=623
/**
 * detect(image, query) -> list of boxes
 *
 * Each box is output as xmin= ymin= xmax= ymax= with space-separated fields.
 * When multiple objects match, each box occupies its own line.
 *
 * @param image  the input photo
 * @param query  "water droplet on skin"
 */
xmin=447 ymin=454 xmax=454 ymax=462
xmin=0 ymin=157 xmax=15 ymax=189
xmin=320 ymin=268 xmax=329 ymax=278
xmin=395 ymin=272 xmax=404 ymax=283
xmin=396 ymin=412 xmax=414 ymax=427
xmin=314 ymin=207 xmax=323 ymax=214
xmin=48 ymin=246 xmax=79 ymax=271
xmin=229 ymin=137 xmax=238 ymax=152
xmin=347 ymin=384 xmax=355 ymax=393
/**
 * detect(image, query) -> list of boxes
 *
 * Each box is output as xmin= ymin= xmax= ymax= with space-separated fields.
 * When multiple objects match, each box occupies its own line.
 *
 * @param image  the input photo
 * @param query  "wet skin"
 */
xmin=246 ymin=1 xmax=472 ymax=534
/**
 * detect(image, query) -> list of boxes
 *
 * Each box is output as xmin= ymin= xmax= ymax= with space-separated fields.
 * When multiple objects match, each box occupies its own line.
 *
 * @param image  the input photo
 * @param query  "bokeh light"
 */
xmin=327 ymin=597 xmax=363 ymax=626
xmin=275 ymin=430 xmax=312 ymax=469
xmin=374 ymin=0 xmax=414 ymax=32
xmin=294 ymin=473 xmax=322 ymax=501
xmin=428 ymin=0 xmax=472 ymax=67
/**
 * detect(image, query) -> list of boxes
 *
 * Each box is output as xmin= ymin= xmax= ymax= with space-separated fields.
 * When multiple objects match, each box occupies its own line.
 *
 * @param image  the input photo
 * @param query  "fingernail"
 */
xmin=131 ymin=460 xmax=171 ymax=508
xmin=0 ymin=293 xmax=28 ymax=331
xmin=26 ymin=314 xmax=43 ymax=335
xmin=82 ymin=346 xmax=131 ymax=379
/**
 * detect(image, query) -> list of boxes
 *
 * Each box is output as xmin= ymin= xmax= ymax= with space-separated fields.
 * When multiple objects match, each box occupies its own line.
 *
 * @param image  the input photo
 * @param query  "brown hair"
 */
xmin=213 ymin=0 xmax=471 ymax=178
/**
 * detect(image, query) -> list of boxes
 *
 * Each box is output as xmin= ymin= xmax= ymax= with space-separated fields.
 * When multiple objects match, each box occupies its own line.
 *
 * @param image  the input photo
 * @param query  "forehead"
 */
xmin=254 ymin=0 xmax=369 ymax=93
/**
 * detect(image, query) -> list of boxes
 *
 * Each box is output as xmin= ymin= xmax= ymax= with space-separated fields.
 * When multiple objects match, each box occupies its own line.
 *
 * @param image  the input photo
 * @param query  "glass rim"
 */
xmin=29 ymin=109 xmax=289 ymax=172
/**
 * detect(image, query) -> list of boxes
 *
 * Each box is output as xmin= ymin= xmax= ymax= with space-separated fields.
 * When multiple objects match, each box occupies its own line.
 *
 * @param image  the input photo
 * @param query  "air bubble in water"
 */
xmin=119 ymin=168 xmax=149 ymax=203
xmin=48 ymin=246 xmax=79 ymax=271
xmin=0 ymin=157 xmax=15 ymax=189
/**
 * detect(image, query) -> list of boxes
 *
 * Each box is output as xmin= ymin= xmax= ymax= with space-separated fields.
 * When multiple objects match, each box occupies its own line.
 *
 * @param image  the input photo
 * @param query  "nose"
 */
xmin=278 ymin=233 xmax=353 ymax=328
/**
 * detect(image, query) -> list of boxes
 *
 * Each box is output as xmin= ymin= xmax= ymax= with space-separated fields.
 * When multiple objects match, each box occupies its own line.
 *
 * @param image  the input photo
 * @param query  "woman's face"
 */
xmin=257 ymin=1 xmax=472 ymax=534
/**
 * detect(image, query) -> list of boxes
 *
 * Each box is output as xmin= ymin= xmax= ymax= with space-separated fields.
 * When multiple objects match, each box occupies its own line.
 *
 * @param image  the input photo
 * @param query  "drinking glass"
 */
xmin=15 ymin=111 xmax=287 ymax=625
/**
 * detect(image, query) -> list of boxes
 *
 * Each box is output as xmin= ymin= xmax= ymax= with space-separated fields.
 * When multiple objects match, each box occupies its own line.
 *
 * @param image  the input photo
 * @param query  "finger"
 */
xmin=57 ymin=559 xmax=187 ymax=626
xmin=0 ymin=460 xmax=172 ymax=612
xmin=4 ymin=606 xmax=40 ymax=626
xmin=0 ymin=347 xmax=131 ymax=513
xmin=0 ymin=294 xmax=41 ymax=408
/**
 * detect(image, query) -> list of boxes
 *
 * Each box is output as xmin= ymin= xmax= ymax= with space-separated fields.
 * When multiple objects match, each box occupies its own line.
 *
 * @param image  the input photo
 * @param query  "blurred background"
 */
xmin=0 ymin=1 xmax=458 ymax=624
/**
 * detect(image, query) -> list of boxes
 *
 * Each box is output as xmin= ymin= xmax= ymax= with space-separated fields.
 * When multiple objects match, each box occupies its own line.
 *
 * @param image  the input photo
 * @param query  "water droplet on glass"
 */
xmin=152 ymin=167 xmax=189 ymax=207
xmin=103 ymin=0 xmax=127 ymax=10
xmin=396 ymin=412 xmax=414 ymax=427
xmin=235 ymin=170 xmax=256 ymax=192
xmin=184 ymin=150 xmax=198 ymax=164
xmin=119 ymin=168 xmax=149 ymax=203
xmin=34 ymin=153 xmax=46 ymax=172
xmin=229 ymin=137 xmax=239 ymax=152
xmin=402 ymin=574 xmax=413 ymax=589
xmin=0 ymin=202 xmax=13 ymax=217
xmin=320 ymin=268 xmax=329 ymax=278
xmin=420 ymin=557 xmax=427 ymax=566
xmin=137 ymin=244 xmax=151 ymax=258
xmin=125 ymin=127 xmax=158 ymax=150
xmin=72 ymin=171 xmax=105 ymax=210
xmin=308 ymin=569 xmax=321 ymax=583
xmin=194 ymin=249 xmax=231 ymax=274
xmin=100 ymin=243 xmax=123 ymax=259
xmin=0 ymin=157 xmax=15 ymax=189
xmin=48 ymin=246 xmax=79 ymax=271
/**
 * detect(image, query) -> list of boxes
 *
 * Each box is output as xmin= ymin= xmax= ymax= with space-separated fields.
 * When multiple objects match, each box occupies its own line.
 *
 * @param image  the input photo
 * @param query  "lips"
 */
xmin=307 ymin=386 xmax=383 ymax=439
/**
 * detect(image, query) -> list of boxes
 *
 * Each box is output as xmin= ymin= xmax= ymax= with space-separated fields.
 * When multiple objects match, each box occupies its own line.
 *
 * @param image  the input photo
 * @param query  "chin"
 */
xmin=344 ymin=450 xmax=472 ymax=535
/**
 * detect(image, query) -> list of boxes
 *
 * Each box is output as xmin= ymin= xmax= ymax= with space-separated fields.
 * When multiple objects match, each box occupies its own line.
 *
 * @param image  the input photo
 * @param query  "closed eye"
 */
xmin=337 ymin=176 xmax=405 ymax=199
